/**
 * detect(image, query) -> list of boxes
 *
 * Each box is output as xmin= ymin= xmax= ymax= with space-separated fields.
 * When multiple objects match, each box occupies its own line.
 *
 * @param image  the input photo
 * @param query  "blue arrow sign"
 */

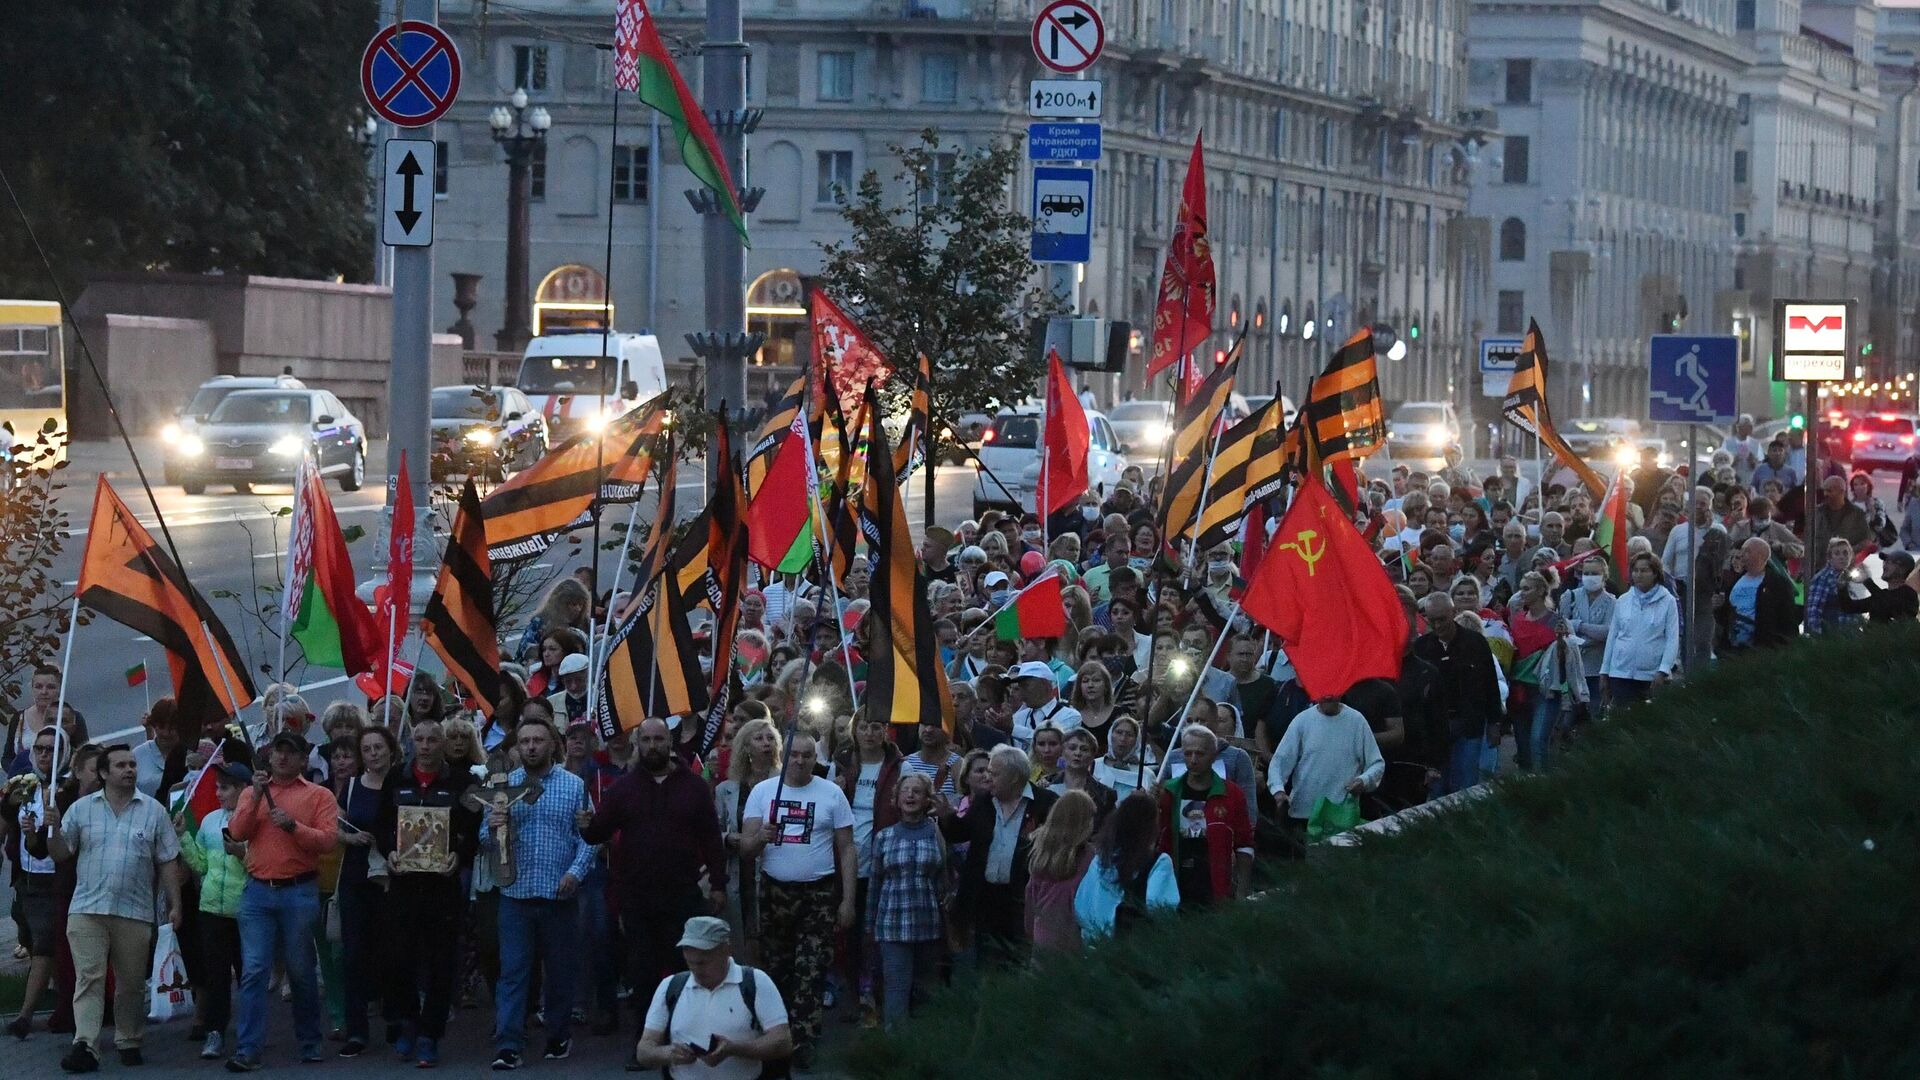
xmin=1648 ymin=335 xmax=1738 ymax=424
xmin=1031 ymin=165 xmax=1093 ymax=263
xmin=1028 ymin=122 xmax=1102 ymax=162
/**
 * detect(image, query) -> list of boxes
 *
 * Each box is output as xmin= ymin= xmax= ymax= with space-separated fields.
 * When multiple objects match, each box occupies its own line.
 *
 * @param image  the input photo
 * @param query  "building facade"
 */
xmin=425 ymin=0 xmax=1477 ymax=410
xmin=1873 ymin=4 xmax=1920 ymax=385
xmin=1466 ymin=0 xmax=1748 ymax=423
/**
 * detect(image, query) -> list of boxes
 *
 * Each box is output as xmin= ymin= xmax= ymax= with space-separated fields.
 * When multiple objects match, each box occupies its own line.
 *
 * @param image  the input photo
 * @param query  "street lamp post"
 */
xmin=490 ymin=88 xmax=551 ymax=353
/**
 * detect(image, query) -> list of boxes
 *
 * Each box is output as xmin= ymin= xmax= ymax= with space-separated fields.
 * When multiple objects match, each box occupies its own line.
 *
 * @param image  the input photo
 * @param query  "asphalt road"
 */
xmin=43 ymin=440 xmax=984 ymax=748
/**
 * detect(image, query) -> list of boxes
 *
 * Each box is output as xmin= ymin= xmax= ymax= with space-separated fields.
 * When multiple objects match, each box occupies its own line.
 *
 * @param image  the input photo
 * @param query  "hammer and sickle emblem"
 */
xmin=1274 ymin=529 xmax=1327 ymax=575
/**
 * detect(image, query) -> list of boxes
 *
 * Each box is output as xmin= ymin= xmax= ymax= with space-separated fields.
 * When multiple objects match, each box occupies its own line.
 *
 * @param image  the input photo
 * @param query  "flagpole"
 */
xmin=50 ymin=595 xmax=80 ymax=784
xmin=1186 ymin=418 xmax=1231 ymax=583
xmin=1041 ymin=358 xmax=1052 ymax=551
xmin=201 ymin=619 xmax=254 ymax=748
xmin=798 ymin=375 xmax=858 ymax=713
xmin=589 ymin=499 xmax=644 ymax=723
xmin=1141 ymin=598 xmax=1240 ymax=792
xmin=278 ymin=456 xmax=308 ymax=685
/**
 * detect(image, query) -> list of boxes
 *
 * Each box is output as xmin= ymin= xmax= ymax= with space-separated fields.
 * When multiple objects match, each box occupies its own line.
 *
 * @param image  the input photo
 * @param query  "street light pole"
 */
xmin=491 ymin=88 xmax=551 ymax=353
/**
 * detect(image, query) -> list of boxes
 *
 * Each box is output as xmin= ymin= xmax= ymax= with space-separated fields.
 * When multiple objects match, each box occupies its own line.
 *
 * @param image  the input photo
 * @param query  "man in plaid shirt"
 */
xmin=480 ymin=717 xmax=595 ymax=1070
xmin=1804 ymin=538 xmax=1861 ymax=636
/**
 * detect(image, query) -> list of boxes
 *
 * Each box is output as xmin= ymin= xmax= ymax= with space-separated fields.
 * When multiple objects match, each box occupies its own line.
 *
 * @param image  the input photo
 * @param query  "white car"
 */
xmin=1385 ymin=401 xmax=1461 ymax=463
xmin=1106 ymin=400 xmax=1174 ymax=454
xmin=1562 ymin=417 xmax=1643 ymax=462
xmin=971 ymin=408 xmax=1129 ymax=517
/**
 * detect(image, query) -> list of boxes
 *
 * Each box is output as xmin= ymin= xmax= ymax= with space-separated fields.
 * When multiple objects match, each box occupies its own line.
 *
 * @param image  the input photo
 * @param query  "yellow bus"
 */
xmin=0 ymin=300 xmax=68 ymax=469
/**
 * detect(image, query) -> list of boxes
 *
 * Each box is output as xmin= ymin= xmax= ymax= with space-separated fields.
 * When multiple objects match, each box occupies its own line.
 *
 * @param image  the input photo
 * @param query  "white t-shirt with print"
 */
xmin=743 ymin=775 xmax=853 ymax=884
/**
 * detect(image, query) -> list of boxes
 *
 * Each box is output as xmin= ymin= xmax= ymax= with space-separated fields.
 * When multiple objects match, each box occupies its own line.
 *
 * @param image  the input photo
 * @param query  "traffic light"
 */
xmin=1408 ymin=316 xmax=1421 ymax=341
xmin=1862 ymin=340 xmax=1875 ymax=356
xmin=1789 ymin=413 xmax=1806 ymax=430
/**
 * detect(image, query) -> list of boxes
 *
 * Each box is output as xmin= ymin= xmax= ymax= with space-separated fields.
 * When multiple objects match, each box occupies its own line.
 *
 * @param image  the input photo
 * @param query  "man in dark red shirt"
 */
xmin=580 ymin=717 xmax=726 ymax=1035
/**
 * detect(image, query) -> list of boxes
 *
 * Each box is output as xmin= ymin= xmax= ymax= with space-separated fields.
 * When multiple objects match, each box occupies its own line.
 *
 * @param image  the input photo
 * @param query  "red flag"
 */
xmin=809 ymin=290 xmax=891 ymax=421
xmin=993 ymin=571 xmax=1068 ymax=641
xmin=1241 ymin=472 xmax=1408 ymax=700
xmin=381 ymin=452 xmax=415 ymax=695
xmin=1146 ymin=135 xmax=1216 ymax=381
xmin=745 ymin=408 xmax=815 ymax=570
xmin=1037 ymin=349 xmax=1089 ymax=518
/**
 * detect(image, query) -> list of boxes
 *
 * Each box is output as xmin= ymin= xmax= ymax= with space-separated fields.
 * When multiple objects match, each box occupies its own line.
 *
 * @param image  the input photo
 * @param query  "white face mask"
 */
xmin=1207 ymin=559 xmax=1231 ymax=577
xmin=1082 ymin=506 xmax=1100 ymax=521
xmin=1581 ymin=573 xmax=1604 ymax=591
xmin=1022 ymin=530 xmax=1041 ymax=545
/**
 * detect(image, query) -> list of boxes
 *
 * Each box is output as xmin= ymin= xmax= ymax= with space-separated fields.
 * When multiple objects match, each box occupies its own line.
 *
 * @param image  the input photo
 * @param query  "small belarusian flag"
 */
xmin=995 ymin=572 xmax=1068 ymax=642
xmin=125 ymin=660 xmax=148 ymax=687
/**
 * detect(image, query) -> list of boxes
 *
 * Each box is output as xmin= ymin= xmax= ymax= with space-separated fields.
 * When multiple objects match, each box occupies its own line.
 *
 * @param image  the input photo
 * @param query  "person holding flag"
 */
xmin=174 ymin=760 xmax=252 ymax=1062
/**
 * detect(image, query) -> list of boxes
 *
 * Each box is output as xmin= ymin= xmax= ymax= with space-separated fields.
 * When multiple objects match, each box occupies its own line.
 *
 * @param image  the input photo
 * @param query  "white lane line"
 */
xmin=94 ymin=673 xmax=353 ymax=746
xmin=67 ymin=504 xmax=382 ymax=540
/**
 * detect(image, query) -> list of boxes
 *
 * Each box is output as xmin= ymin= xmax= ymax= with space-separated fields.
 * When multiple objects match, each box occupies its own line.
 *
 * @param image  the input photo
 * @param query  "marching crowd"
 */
xmin=2 ymin=410 xmax=1914 ymax=1075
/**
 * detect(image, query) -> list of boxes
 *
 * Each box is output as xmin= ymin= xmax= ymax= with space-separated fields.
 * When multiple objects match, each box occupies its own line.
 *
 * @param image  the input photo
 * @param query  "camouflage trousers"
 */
xmin=760 ymin=876 xmax=839 ymax=1050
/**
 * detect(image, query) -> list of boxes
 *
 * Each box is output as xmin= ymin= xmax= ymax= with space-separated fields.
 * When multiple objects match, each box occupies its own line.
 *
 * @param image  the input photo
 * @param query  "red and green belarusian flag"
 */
xmin=995 ymin=571 xmax=1068 ymax=641
xmin=175 ymin=748 xmax=225 ymax=829
xmin=613 ymin=0 xmax=749 ymax=243
xmin=1594 ymin=470 xmax=1630 ymax=579
xmin=124 ymin=661 xmax=147 ymax=687
xmin=284 ymin=462 xmax=382 ymax=672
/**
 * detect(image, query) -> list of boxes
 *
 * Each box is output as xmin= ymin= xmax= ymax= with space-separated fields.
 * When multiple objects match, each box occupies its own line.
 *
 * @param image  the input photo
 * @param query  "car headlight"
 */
xmin=161 ymin=422 xmax=181 ymax=445
xmin=1612 ymin=444 xmax=1639 ymax=469
xmin=585 ymin=411 xmax=612 ymax=434
xmin=465 ymin=428 xmax=496 ymax=447
xmin=1422 ymin=425 xmax=1449 ymax=447
xmin=1144 ymin=423 xmax=1171 ymax=444
xmin=177 ymin=434 xmax=205 ymax=457
xmin=269 ymin=435 xmax=305 ymax=458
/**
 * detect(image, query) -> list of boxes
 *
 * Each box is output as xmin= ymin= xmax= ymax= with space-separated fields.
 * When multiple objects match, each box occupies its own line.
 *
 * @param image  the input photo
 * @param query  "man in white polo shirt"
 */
xmin=632 ymin=917 xmax=792 ymax=1079
xmin=1008 ymin=661 xmax=1081 ymax=750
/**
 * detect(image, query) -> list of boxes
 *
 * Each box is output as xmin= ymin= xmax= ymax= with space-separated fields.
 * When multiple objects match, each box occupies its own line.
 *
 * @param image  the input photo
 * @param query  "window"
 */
xmin=1497 ymin=290 xmax=1525 ymax=334
xmin=433 ymin=141 xmax=448 ymax=198
xmin=1505 ymin=59 xmax=1532 ymax=104
xmin=920 ymin=151 xmax=958 ymax=207
xmin=613 ymin=145 xmax=648 ymax=202
xmin=1737 ymin=93 xmax=1751 ymax=124
xmin=1499 ymin=217 xmax=1526 ymax=261
xmin=816 ymin=150 xmax=853 ymax=204
xmin=1503 ymin=136 xmax=1529 ymax=184
xmin=1735 ymin=0 xmax=1755 ymax=29
xmin=922 ymin=53 xmax=959 ymax=103
xmin=529 ymin=143 xmax=547 ymax=200
xmin=512 ymin=45 xmax=549 ymax=92
xmin=1733 ymin=150 xmax=1748 ymax=185
xmin=818 ymin=51 xmax=854 ymax=101
xmin=1734 ymin=212 xmax=1746 ymax=237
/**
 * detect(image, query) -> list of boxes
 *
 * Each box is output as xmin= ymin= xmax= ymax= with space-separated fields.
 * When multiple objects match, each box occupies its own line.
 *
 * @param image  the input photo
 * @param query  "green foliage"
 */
xmin=0 ymin=0 xmax=376 ymax=297
xmin=816 ymin=130 xmax=1066 ymax=443
xmin=848 ymin=628 xmax=1920 ymax=1080
xmin=0 ymin=425 xmax=73 ymax=718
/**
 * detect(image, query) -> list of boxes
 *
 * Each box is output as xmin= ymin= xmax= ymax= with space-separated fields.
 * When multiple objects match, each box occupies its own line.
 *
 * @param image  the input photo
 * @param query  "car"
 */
xmin=514 ymin=331 xmax=667 ymax=441
xmin=1385 ymin=401 xmax=1461 ymax=464
xmin=430 ymin=385 xmax=549 ymax=481
xmin=971 ymin=407 xmax=1128 ymax=517
xmin=1846 ymin=413 xmax=1918 ymax=473
xmin=1107 ymin=400 xmax=1173 ymax=455
xmin=1240 ymin=393 xmax=1299 ymax=430
xmin=171 ymin=388 xmax=366 ymax=494
xmin=160 ymin=374 xmax=306 ymax=484
xmin=1561 ymin=417 xmax=1642 ymax=461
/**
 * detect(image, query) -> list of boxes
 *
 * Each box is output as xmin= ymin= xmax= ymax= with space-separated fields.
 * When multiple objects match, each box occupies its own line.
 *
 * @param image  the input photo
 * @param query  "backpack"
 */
xmin=661 ymin=966 xmax=791 ymax=1079
xmin=1110 ymin=860 xmax=1155 ymax=937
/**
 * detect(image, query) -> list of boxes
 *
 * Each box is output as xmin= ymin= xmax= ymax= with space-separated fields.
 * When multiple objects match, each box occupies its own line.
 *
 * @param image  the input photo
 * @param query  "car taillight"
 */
xmin=982 ymin=429 xmax=996 ymax=443
xmin=1853 ymin=430 xmax=1872 ymax=443
xmin=1902 ymin=435 xmax=1916 ymax=447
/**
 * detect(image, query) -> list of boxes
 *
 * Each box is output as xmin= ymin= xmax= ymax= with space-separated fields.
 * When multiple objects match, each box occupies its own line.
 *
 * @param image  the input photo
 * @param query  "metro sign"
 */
xmin=1775 ymin=299 xmax=1854 ymax=382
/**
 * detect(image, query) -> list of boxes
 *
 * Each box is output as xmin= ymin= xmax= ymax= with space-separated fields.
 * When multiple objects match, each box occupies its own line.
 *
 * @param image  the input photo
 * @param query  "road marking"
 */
xmin=66 ymin=504 xmax=382 ymax=540
xmin=95 ymin=673 xmax=353 ymax=746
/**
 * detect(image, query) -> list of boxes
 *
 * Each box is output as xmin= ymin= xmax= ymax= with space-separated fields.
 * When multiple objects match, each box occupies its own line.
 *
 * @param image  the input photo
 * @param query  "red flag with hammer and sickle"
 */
xmin=1240 ymin=471 xmax=1407 ymax=700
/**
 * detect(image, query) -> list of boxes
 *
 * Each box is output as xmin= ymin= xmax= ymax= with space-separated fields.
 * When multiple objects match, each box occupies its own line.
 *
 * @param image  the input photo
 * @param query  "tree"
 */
xmin=0 ymin=0 xmax=375 ymax=298
xmin=0 ymin=424 xmax=74 ymax=738
xmin=816 ymin=130 xmax=1066 ymax=442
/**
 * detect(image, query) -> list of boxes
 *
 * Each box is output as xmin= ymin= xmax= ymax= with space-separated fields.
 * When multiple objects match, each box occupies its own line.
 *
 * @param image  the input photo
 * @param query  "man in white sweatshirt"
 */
xmin=1266 ymin=697 xmax=1386 ymax=843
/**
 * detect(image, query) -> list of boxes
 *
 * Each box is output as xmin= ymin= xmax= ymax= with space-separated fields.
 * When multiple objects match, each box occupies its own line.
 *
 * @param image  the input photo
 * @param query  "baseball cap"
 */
xmin=983 ymin=570 xmax=1010 ymax=588
xmin=557 ymin=653 xmax=590 ymax=677
xmin=216 ymin=762 xmax=254 ymax=785
xmin=676 ymin=915 xmax=731 ymax=950
xmin=267 ymin=730 xmax=308 ymax=756
xmin=1013 ymin=660 xmax=1055 ymax=682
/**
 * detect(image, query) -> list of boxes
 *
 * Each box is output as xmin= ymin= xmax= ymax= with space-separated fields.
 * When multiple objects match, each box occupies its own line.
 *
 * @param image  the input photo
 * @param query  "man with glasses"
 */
xmin=5 ymin=731 xmax=62 ymax=1039
xmin=44 ymin=743 xmax=185 ymax=1073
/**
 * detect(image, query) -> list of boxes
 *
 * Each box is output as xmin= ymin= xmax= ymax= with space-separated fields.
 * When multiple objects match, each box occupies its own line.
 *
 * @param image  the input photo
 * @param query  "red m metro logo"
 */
xmin=1788 ymin=314 xmax=1844 ymax=333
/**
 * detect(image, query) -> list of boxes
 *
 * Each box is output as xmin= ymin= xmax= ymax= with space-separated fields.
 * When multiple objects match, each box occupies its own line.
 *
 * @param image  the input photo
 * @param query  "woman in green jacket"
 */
xmin=177 ymin=762 xmax=251 ymax=1061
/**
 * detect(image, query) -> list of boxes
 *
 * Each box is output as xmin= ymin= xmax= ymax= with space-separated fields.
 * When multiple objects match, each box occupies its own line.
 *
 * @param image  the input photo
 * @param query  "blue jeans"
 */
xmin=1445 ymin=736 xmax=1484 ymax=794
xmin=1526 ymin=692 xmax=1561 ymax=771
xmin=877 ymin=940 xmax=942 ymax=1028
xmin=493 ymin=895 xmax=578 ymax=1053
xmin=236 ymin=879 xmax=323 ymax=1060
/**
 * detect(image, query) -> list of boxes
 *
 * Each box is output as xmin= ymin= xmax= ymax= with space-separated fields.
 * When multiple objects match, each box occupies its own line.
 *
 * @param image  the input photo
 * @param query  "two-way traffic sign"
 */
xmin=1031 ymin=0 xmax=1105 ymax=74
xmin=383 ymin=139 xmax=435 ymax=247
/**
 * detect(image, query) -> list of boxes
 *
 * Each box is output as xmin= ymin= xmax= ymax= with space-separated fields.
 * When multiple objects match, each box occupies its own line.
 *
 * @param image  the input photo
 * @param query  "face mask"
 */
xmin=1129 ymin=556 xmax=1152 ymax=571
xmin=1022 ymin=530 xmax=1041 ymax=545
xmin=1081 ymin=506 xmax=1100 ymax=521
xmin=989 ymin=589 xmax=1011 ymax=608
xmin=1207 ymin=559 xmax=1231 ymax=577
xmin=1752 ymin=517 xmax=1770 ymax=529
xmin=1581 ymin=574 xmax=1604 ymax=591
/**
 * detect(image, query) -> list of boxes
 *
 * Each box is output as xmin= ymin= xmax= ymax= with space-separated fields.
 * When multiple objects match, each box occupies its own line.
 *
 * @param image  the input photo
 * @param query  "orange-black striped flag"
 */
xmin=595 ymin=561 xmax=708 ymax=739
xmin=745 ymin=373 xmax=806 ymax=496
xmin=634 ymin=430 xmax=678 ymax=588
xmin=1153 ymin=329 xmax=1243 ymax=556
xmin=481 ymin=394 xmax=670 ymax=563
xmin=1301 ymin=328 xmax=1387 ymax=467
xmin=1503 ymin=319 xmax=1606 ymax=498
xmin=891 ymin=352 xmax=932 ymax=482
xmin=1193 ymin=391 xmax=1287 ymax=554
xmin=857 ymin=385 xmax=954 ymax=730
xmin=76 ymin=477 xmax=256 ymax=730
xmin=694 ymin=419 xmax=750 ymax=755
xmin=423 ymin=478 xmax=503 ymax=717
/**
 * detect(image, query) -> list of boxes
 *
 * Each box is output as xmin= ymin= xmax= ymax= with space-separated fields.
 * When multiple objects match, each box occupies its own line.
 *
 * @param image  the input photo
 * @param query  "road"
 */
xmin=43 ymin=439 xmax=984 ymax=747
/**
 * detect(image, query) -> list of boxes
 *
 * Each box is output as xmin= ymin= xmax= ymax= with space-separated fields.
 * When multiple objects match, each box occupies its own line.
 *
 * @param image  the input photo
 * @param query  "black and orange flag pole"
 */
xmin=1503 ymin=318 xmax=1606 ymax=499
xmin=424 ymin=479 xmax=504 ymax=717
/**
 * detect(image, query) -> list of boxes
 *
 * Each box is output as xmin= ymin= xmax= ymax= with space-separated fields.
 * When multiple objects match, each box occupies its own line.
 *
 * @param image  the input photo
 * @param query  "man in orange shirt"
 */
xmin=223 ymin=731 xmax=338 ymax=1072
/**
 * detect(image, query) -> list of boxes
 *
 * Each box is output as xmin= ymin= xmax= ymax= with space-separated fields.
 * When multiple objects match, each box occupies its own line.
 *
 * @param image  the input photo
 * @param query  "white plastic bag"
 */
xmin=146 ymin=923 xmax=194 ymax=1023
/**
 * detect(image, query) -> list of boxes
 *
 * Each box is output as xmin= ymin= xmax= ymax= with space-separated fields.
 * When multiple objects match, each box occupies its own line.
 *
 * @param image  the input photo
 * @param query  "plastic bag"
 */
xmin=146 ymin=923 xmax=194 ymax=1023
xmin=1305 ymin=795 xmax=1364 ymax=842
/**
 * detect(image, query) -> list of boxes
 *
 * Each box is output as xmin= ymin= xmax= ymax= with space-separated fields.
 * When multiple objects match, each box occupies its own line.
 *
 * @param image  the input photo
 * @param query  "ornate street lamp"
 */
xmin=490 ymin=88 xmax=551 ymax=352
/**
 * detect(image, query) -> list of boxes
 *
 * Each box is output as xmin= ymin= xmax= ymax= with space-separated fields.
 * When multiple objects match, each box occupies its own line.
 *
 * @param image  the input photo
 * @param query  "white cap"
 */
xmin=556 ymin=653 xmax=589 ymax=676
xmin=983 ymin=570 xmax=1010 ymax=588
xmin=1012 ymin=660 xmax=1054 ymax=682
